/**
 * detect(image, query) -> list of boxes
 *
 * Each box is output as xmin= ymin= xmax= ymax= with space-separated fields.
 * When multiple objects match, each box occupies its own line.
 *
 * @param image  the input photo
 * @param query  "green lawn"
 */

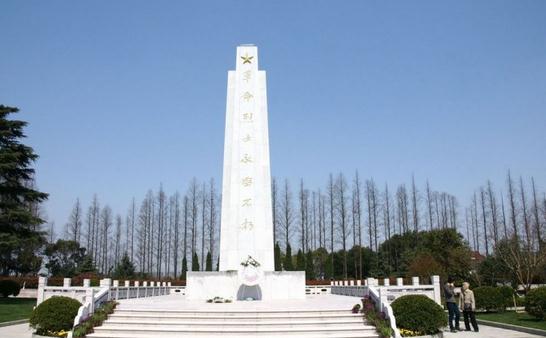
xmin=0 ymin=298 xmax=36 ymax=323
xmin=476 ymin=311 xmax=546 ymax=331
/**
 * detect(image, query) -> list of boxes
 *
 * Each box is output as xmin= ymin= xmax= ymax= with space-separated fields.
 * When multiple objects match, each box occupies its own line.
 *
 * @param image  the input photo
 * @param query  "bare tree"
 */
xmin=271 ymin=177 xmax=278 ymax=246
xmin=280 ymin=179 xmax=294 ymax=251
xmin=472 ymin=192 xmax=480 ymax=253
xmin=208 ymin=179 xmax=217 ymax=268
xmin=172 ymin=192 xmax=181 ymax=278
xmin=201 ymin=182 xmax=208 ymax=270
xmin=500 ymin=191 xmax=508 ymax=239
xmin=426 ymin=180 xmax=434 ymax=229
xmin=336 ymin=173 xmax=348 ymax=279
xmin=352 ymin=171 xmax=363 ymax=279
xmin=100 ymin=206 xmax=113 ymax=273
xmin=298 ymin=179 xmax=307 ymax=254
xmin=520 ymin=177 xmax=532 ymax=250
xmin=188 ymin=178 xmax=199 ymax=266
xmin=507 ymin=171 xmax=519 ymax=240
xmin=486 ymin=181 xmax=499 ymax=247
xmin=480 ymin=187 xmax=489 ymax=256
xmin=531 ymin=177 xmax=543 ymax=249
xmin=66 ymin=198 xmax=82 ymax=243
xmin=114 ymin=214 xmax=122 ymax=266
xmin=126 ymin=198 xmax=136 ymax=263
xmin=411 ymin=175 xmax=419 ymax=232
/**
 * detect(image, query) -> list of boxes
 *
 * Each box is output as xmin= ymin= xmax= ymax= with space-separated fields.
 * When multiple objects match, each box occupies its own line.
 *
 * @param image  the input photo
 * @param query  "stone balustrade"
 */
xmin=329 ymin=275 xmax=441 ymax=305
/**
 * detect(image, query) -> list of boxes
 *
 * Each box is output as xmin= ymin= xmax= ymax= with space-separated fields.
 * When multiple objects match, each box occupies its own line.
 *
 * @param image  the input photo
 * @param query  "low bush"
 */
xmin=498 ymin=285 xmax=514 ymax=308
xmin=391 ymin=295 xmax=446 ymax=336
xmin=525 ymin=287 xmax=546 ymax=320
xmin=29 ymin=296 xmax=81 ymax=336
xmin=72 ymin=301 xmax=117 ymax=338
xmin=474 ymin=286 xmax=505 ymax=311
xmin=0 ymin=279 xmax=21 ymax=297
xmin=361 ymin=296 xmax=393 ymax=338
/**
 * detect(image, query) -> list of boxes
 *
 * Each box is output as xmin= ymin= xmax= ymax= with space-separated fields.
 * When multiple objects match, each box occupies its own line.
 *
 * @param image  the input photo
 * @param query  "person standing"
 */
xmin=444 ymin=277 xmax=460 ymax=332
xmin=459 ymin=282 xmax=479 ymax=332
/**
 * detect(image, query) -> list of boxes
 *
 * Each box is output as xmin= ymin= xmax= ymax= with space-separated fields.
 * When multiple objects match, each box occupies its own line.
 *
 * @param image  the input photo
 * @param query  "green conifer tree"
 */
xmin=180 ymin=256 xmax=188 ymax=279
xmin=0 ymin=105 xmax=48 ymax=276
xmin=205 ymin=251 xmax=212 ymax=271
xmin=191 ymin=252 xmax=200 ymax=271
xmin=305 ymin=250 xmax=315 ymax=279
xmin=283 ymin=243 xmax=293 ymax=271
xmin=296 ymin=249 xmax=305 ymax=271
xmin=274 ymin=242 xmax=282 ymax=271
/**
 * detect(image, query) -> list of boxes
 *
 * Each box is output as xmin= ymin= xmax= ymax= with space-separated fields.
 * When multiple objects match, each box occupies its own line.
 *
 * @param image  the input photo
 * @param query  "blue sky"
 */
xmin=1 ymin=1 xmax=545 ymax=230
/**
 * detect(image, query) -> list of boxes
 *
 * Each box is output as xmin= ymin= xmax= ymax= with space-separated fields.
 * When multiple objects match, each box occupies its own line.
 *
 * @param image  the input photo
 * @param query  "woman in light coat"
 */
xmin=459 ymin=282 xmax=479 ymax=332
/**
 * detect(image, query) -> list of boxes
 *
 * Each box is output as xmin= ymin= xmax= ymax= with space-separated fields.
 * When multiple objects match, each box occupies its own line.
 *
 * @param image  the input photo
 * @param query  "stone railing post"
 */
xmin=86 ymin=288 xmax=95 ymax=314
xmin=134 ymin=281 xmax=140 ymax=298
xmin=124 ymin=280 xmax=130 ymax=287
xmin=384 ymin=278 xmax=390 ymax=287
xmin=432 ymin=275 xmax=441 ymax=305
xmin=412 ymin=277 xmax=419 ymax=286
xmin=63 ymin=278 xmax=71 ymax=288
xmin=396 ymin=277 xmax=403 ymax=286
xmin=143 ymin=281 xmax=148 ymax=297
xmin=37 ymin=276 xmax=48 ymax=305
xmin=83 ymin=279 xmax=91 ymax=288
xmin=356 ymin=279 xmax=361 ymax=286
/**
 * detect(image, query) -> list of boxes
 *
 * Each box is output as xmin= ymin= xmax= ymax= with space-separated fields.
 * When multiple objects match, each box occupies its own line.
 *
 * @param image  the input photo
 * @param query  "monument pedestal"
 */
xmin=186 ymin=271 xmax=305 ymax=301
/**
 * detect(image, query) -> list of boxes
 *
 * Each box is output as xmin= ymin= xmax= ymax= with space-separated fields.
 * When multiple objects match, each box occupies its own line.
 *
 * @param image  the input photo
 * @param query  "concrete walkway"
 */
xmin=0 ymin=323 xmax=33 ymax=338
xmin=443 ymin=325 xmax=542 ymax=337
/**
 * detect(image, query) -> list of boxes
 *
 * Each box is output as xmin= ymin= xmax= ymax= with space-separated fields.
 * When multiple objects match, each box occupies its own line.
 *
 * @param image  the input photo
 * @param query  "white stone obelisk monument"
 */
xmin=186 ymin=45 xmax=304 ymax=301
xmin=219 ymin=44 xmax=274 ymax=272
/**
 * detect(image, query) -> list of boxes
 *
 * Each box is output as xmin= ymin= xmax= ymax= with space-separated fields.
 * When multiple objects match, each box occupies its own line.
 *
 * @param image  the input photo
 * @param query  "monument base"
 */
xmin=186 ymin=271 xmax=305 ymax=301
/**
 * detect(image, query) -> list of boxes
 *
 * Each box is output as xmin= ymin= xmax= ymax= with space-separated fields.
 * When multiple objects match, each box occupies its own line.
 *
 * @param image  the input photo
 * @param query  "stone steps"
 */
xmin=87 ymin=308 xmax=379 ymax=338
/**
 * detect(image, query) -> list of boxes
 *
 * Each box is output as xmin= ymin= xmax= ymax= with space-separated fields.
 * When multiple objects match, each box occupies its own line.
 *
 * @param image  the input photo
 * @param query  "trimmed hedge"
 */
xmin=30 ymin=296 xmax=81 ymax=336
xmin=391 ymin=295 xmax=446 ymax=335
xmin=0 ymin=279 xmax=21 ymax=297
xmin=474 ymin=286 xmax=505 ymax=311
xmin=525 ymin=287 xmax=546 ymax=320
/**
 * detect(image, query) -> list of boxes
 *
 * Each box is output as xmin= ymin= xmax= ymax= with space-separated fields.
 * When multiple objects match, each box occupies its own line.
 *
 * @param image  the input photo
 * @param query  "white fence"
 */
xmin=36 ymin=276 xmax=184 ymax=334
xmin=330 ymin=275 xmax=441 ymax=338
xmin=330 ymin=275 xmax=441 ymax=305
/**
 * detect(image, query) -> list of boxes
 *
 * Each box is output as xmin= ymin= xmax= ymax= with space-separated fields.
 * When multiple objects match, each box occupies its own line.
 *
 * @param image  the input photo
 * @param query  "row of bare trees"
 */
xmin=465 ymin=171 xmax=545 ymax=255
xmin=61 ymin=171 xmax=544 ymax=279
xmin=64 ymin=179 xmax=219 ymax=277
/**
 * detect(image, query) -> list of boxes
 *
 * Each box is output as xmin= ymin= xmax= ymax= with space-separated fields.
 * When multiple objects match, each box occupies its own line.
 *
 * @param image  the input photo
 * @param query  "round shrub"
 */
xmin=30 ymin=296 xmax=81 ymax=335
xmin=474 ymin=286 xmax=504 ymax=311
xmin=0 ymin=280 xmax=21 ymax=297
xmin=391 ymin=295 xmax=447 ymax=335
xmin=525 ymin=287 xmax=546 ymax=320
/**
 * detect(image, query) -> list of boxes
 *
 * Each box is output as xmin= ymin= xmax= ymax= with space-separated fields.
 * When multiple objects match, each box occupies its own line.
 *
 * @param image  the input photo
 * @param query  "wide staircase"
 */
xmin=87 ymin=308 xmax=379 ymax=337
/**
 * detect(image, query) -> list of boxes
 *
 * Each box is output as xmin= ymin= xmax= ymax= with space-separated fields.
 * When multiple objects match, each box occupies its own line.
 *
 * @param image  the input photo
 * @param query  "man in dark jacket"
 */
xmin=444 ymin=277 xmax=460 ymax=332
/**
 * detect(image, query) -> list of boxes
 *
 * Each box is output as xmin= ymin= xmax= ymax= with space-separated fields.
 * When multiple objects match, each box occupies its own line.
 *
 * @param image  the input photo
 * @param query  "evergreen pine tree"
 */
xmin=205 ymin=251 xmax=212 ymax=271
xmin=305 ymin=250 xmax=315 ymax=279
xmin=191 ymin=252 xmax=200 ymax=271
xmin=325 ymin=251 xmax=334 ymax=279
xmin=296 ymin=249 xmax=305 ymax=271
xmin=0 ymin=105 xmax=48 ymax=275
xmin=79 ymin=255 xmax=96 ymax=274
xmin=274 ymin=242 xmax=282 ymax=271
xmin=180 ymin=256 xmax=188 ymax=279
xmin=283 ymin=243 xmax=293 ymax=271
xmin=113 ymin=252 xmax=135 ymax=279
